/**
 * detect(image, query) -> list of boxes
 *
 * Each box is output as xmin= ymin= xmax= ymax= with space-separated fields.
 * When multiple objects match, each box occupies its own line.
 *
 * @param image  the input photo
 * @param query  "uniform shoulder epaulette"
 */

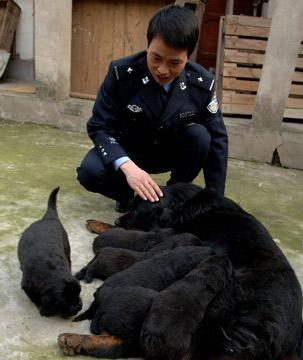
xmin=186 ymin=61 xmax=215 ymax=92
xmin=111 ymin=51 xmax=146 ymax=81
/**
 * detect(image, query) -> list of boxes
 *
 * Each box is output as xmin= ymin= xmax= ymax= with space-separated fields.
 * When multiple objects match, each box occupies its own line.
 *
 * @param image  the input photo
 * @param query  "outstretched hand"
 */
xmin=120 ymin=160 xmax=163 ymax=202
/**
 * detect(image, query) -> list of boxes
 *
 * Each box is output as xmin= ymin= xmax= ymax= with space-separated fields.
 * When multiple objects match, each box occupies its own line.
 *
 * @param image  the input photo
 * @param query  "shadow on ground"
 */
xmin=0 ymin=119 xmax=302 ymax=359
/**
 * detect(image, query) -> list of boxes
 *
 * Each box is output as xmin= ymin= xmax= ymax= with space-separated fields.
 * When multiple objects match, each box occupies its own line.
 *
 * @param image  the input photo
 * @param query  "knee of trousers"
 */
xmin=76 ymin=164 xmax=105 ymax=193
xmin=182 ymin=124 xmax=211 ymax=155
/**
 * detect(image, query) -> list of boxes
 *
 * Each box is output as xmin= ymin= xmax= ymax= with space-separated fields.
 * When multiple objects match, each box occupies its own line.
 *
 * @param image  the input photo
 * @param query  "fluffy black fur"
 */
xmin=18 ymin=188 xmax=82 ymax=317
xmin=92 ymin=227 xmax=175 ymax=253
xmin=116 ymin=182 xmax=303 ymax=360
xmin=76 ymin=232 xmax=201 ymax=282
xmin=74 ymin=246 xmax=214 ymax=357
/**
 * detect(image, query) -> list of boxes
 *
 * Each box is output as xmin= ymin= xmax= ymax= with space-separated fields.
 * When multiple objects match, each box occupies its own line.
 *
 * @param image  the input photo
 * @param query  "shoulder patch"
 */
xmin=186 ymin=70 xmax=215 ymax=91
xmin=113 ymin=63 xmax=144 ymax=81
xmin=207 ymin=93 xmax=219 ymax=114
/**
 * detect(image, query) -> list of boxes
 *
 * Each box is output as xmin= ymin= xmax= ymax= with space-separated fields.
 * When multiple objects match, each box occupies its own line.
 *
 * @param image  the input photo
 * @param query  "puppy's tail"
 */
xmin=43 ymin=187 xmax=59 ymax=220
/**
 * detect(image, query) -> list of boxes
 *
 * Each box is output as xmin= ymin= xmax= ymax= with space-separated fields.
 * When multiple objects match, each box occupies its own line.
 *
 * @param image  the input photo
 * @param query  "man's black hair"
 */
xmin=147 ymin=4 xmax=199 ymax=57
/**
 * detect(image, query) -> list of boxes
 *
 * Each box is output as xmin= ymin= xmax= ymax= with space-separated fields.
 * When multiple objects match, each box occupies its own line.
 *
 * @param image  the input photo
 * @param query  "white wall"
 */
xmin=262 ymin=0 xmax=274 ymax=18
xmin=14 ymin=0 xmax=34 ymax=60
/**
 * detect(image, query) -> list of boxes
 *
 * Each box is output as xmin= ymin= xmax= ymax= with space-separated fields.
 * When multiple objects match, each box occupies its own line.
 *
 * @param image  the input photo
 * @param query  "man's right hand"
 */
xmin=119 ymin=160 xmax=163 ymax=202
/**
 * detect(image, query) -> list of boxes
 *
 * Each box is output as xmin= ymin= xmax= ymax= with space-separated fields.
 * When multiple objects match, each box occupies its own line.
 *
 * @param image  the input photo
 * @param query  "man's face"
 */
xmin=146 ymin=36 xmax=188 ymax=85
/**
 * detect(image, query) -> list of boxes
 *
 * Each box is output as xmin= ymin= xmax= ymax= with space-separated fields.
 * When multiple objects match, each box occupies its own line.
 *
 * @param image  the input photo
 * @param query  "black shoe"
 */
xmin=115 ymin=199 xmax=132 ymax=213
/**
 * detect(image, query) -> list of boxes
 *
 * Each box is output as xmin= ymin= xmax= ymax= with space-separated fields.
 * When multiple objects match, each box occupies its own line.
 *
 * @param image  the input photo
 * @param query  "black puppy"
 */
xmin=18 ymin=188 xmax=82 ymax=317
xmin=116 ymin=183 xmax=303 ymax=360
xmin=76 ymin=232 xmax=201 ymax=282
xmin=74 ymin=246 xmax=214 ymax=358
xmin=92 ymin=227 xmax=175 ymax=253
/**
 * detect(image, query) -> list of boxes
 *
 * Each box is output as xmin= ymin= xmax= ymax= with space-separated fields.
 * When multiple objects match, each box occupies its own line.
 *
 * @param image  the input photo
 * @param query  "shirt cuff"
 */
xmin=113 ymin=156 xmax=130 ymax=170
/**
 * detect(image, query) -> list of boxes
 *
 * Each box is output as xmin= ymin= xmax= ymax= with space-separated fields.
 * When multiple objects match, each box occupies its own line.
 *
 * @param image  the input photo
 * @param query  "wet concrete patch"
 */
xmin=0 ymin=119 xmax=302 ymax=359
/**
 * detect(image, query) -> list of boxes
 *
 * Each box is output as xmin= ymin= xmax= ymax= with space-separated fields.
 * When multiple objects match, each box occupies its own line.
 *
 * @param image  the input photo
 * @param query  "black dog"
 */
xmin=76 ymin=232 xmax=201 ymax=282
xmin=92 ymin=227 xmax=175 ymax=253
xmin=116 ymin=183 xmax=303 ymax=360
xmin=74 ymin=246 xmax=214 ymax=358
xmin=18 ymin=187 xmax=82 ymax=317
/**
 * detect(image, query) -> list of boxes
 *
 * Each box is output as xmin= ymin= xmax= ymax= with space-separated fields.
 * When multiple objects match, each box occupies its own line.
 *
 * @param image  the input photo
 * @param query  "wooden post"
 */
xmin=215 ymin=16 xmax=225 ymax=103
xmin=225 ymin=0 xmax=234 ymax=15
xmin=174 ymin=0 xmax=206 ymax=60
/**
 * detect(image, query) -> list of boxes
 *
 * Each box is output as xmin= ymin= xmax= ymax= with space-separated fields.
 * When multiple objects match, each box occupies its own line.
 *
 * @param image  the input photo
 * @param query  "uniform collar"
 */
xmin=138 ymin=58 xmax=189 ymax=120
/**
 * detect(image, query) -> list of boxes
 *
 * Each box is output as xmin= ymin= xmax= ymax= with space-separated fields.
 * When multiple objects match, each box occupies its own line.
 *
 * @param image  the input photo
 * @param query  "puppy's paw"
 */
xmin=58 ymin=332 xmax=124 ymax=357
xmin=86 ymin=219 xmax=114 ymax=234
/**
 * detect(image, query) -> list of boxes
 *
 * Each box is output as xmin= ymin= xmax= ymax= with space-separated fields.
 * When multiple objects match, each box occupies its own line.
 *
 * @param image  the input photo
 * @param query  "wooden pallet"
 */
xmin=0 ymin=0 xmax=21 ymax=78
xmin=216 ymin=15 xmax=303 ymax=120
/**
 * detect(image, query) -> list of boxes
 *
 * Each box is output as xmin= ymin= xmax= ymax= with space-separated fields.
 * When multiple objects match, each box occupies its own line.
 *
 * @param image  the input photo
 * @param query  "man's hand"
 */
xmin=120 ymin=160 xmax=163 ymax=202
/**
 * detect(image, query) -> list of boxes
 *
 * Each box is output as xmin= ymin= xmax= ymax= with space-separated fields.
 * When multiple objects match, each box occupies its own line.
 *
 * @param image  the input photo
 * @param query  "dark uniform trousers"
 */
xmin=77 ymin=123 xmax=211 ymax=203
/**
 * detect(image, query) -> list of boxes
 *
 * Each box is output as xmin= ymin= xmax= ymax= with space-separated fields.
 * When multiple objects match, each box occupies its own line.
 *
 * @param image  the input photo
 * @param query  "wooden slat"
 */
xmin=0 ymin=0 xmax=21 ymax=52
xmin=225 ymin=24 xmax=269 ymax=38
xmin=223 ymin=91 xmax=303 ymax=109
xmin=223 ymin=63 xmax=262 ymax=79
xmin=223 ymin=78 xmax=259 ymax=92
xmin=286 ymin=97 xmax=303 ymax=109
xmin=290 ymin=84 xmax=303 ymax=96
xmin=223 ymin=91 xmax=256 ymax=105
xmin=296 ymin=57 xmax=303 ymax=69
xmin=225 ymin=36 xmax=267 ymax=51
xmin=284 ymin=108 xmax=303 ymax=119
xmin=222 ymin=104 xmax=303 ymax=117
xmin=223 ymin=78 xmax=303 ymax=96
xmin=225 ymin=15 xmax=271 ymax=28
xmin=223 ymin=64 xmax=303 ymax=83
xmin=224 ymin=49 xmax=265 ymax=65
xmin=222 ymin=103 xmax=254 ymax=114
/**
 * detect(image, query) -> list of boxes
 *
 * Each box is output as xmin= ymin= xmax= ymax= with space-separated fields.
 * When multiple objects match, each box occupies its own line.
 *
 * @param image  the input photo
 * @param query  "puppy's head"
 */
xmin=115 ymin=182 xmax=202 ymax=230
xmin=115 ymin=194 xmax=172 ymax=231
xmin=40 ymin=278 xmax=82 ymax=318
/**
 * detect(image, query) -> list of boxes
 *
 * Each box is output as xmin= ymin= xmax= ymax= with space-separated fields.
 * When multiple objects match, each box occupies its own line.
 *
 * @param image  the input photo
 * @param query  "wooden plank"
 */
xmin=296 ymin=57 xmax=303 ymax=69
xmin=225 ymin=24 xmax=269 ymax=38
xmin=222 ymin=103 xmax=254 ymax=114
xmin=215 ymin=16 xmax=225 ymax=102
xmin=284 ymin=108 xmax=303 ymax=119
xmin=223 ymin=91 xmax=256 ymax=104
xmin=223 ymin=91 xmax=303 ymax=109
xmin=223 ymin=78 xmax=303 ymax=95
xmin=223 ymin=64 xmax=262 ymax=79
xmin=223 ymin=64 xmax=303 ymax=83
xmin=225 ymin=15 xmax=271 ymax=28
xmin=112 ymin=0 xmax=126 ymax=60
xmin=0 ymin=0 xmax=21 ymax=52
xmin=290 ymin=84 xmax=303 ymax=96
xmin=286 ymin=97 xmax=303 ymax=109
xmin=225 ymin=36 xmax=267 ymax=51
xmin=224 ymin=49 xmax=265 ymax=65
xmin=223 ymin=77 xmax=258 ymax=91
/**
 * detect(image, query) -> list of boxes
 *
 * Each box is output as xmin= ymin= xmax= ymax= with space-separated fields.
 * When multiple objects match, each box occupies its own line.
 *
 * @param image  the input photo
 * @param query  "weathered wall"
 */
xmin=34 ymin=0 xmax=72 ymax=100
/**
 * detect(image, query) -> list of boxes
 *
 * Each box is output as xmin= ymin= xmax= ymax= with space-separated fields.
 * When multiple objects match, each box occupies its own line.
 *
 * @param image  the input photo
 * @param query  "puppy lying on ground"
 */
xmin=92 ymin=227 xmax=175 ymax=253
xmin=72 ymin=246 xmax=215 ymax=358
xmin=76 ymin=232 xmax=201 ymax=282
xmin=18 ymin=187 xmax=82 ymax=317
xmin=115 ymin=183 xmax=303 ymax=360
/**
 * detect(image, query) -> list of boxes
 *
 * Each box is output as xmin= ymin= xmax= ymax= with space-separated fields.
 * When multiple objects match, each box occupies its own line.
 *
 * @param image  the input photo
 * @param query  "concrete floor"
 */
xmin=0 ymin=119 xmax=302 ymax=360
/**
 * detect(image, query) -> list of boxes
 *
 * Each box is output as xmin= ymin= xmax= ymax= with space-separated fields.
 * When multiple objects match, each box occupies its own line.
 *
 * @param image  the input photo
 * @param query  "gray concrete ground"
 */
xmin=0 ymin=119 xmax=302 ymax=360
